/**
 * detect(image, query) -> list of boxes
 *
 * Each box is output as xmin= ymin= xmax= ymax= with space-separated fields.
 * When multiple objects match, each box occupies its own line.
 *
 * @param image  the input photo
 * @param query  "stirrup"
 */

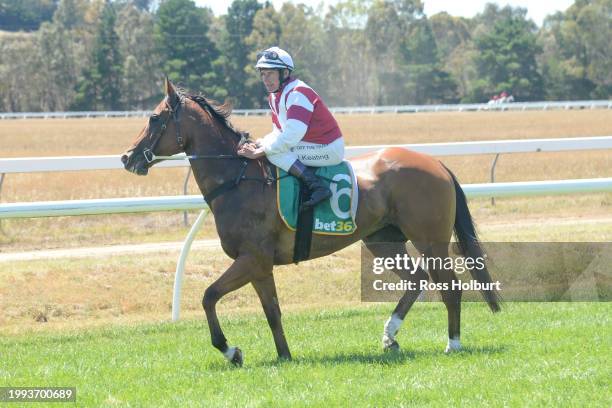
xmin=301 ymin=189 xmax=332 ymax=211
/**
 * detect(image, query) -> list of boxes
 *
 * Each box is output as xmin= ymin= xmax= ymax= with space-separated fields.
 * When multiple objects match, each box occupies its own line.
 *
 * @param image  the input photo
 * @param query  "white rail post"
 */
xmin=490 ymin=153 xmax=501 ymax=205
xmin=172 ymin=208 xmax=209 ymax=322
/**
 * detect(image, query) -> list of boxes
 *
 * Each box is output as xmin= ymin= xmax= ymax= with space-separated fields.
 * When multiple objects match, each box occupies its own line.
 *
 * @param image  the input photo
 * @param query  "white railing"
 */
xmin=2 ymin=136 xmax=611 ymax=173
xmin=2 ymin=179 xmax=612 ymax=219
xmin=1 ymin=100 xmax=610 ymax=119
xmin=330 ymin=100 xmax=612 ymax=114
xmin=2 ymin=136 xmax=611 ymax=321
xmin=0 ymin=195 xmax=206 ymax=218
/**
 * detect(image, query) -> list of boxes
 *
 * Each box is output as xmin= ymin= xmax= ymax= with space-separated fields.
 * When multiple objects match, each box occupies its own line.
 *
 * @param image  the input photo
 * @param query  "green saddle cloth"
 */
xmin=277 ymin=161 xmax=357 ymax=236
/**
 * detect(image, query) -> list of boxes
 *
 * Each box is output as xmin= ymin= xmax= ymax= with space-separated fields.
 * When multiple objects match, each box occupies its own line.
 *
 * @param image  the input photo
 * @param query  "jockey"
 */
xmin=238 ymin=46 xmax=345 ymax=209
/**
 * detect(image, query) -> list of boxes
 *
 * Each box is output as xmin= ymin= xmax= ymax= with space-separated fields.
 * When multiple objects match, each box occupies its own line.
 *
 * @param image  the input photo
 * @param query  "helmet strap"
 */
xmin=279 ymin=68 xmax=287 ymax=84
xmin=269 ymin=68 xmax=290 ymax=93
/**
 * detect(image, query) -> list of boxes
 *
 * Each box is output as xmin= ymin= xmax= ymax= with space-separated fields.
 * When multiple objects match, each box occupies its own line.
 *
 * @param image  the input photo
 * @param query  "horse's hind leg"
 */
xmin=202 ymin=254 xmax=266 ymax=366
xmin=251 ymin=274 xmax=292 ymax=360
xmin=425 ymin=243 xmax=463 ymax=353
xmin=363 ymin=227 xmax=428 ymax=352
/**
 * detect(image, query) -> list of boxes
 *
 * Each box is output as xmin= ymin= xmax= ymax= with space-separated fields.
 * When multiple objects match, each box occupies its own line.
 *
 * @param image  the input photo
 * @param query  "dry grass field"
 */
xmin=1 ymin=109 xmax=611 ymax=330
xmin=2 ymin=217 xmax=611 ymax=334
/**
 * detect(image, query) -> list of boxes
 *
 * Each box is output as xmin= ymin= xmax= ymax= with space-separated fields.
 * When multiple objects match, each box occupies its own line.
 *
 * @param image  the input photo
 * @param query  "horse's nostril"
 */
xmin=121 ymin=152 xmax=130 ymax=165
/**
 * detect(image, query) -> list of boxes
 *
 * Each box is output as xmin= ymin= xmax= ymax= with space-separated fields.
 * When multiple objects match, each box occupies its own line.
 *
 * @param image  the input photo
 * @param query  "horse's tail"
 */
xmin=444 ymin=165 xmax=501 ymax=313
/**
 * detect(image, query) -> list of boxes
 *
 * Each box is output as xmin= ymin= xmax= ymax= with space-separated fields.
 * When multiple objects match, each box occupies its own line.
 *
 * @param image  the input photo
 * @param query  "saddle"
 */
xmin=275 ymin=161 xmax=358 ymax=263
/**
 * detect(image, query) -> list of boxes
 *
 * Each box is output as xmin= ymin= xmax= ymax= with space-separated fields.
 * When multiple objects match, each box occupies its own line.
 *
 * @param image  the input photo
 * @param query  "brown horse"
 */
xmin=121 ymin=79 xmax=500 ymax=366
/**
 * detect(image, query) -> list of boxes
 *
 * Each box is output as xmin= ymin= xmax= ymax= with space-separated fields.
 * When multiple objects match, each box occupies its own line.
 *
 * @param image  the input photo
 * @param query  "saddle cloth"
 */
xmin=277 ymin=160 xmax=358 ymax=236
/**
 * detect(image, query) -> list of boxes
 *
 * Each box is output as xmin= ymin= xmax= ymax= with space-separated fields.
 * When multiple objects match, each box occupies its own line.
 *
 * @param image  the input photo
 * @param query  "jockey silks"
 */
xmin=260 ymin=77 xmax=343 ymax=156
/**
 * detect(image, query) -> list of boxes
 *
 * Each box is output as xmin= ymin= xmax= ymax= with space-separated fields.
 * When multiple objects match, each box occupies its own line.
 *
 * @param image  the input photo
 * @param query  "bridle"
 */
xmin=143 ymin=95 xmax=242 ymax=163
xmin=140 ymin=93 xmax=274 ymax=205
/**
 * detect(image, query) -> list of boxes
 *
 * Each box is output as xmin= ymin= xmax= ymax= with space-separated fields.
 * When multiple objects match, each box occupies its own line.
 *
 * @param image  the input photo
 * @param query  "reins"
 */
xmin=142 ymin=93 xmax=281 ymax=205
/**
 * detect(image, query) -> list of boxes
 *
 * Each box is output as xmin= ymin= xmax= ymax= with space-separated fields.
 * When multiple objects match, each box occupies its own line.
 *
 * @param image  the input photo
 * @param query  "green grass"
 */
xmin=1 ymin=303 xmax=610 ymax=406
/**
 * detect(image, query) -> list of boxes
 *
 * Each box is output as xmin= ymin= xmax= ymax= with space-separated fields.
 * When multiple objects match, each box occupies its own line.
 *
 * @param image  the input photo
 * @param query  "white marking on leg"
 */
xmin=382 ymin=313 xmax=403 ymax=349
xmin=223 ymin=346 xmax=237 ymax=361
xmin=445 ymin=337 xmax=461 ymax=353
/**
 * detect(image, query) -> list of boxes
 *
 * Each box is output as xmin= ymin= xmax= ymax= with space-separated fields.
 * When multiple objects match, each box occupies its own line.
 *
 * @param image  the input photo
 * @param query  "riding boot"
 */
xmin=288 ymin=160 xmax=332 ymax=210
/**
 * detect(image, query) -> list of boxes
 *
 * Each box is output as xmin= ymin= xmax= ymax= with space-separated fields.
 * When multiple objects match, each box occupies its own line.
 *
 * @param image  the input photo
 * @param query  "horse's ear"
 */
xmin=164 ymin=76 xmax=175 ymax=98
xmin=164 ymin=76 xmax=180 ymax=106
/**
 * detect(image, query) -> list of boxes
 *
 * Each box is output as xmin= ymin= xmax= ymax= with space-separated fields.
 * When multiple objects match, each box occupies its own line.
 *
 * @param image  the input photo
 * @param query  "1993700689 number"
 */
xmin=0 ymin=387 xmax=76 ymax=402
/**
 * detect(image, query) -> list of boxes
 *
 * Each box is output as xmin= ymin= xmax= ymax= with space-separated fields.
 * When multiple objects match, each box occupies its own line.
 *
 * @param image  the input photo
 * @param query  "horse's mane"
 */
xmin=177 ymin=88 xmax=242 ymax=138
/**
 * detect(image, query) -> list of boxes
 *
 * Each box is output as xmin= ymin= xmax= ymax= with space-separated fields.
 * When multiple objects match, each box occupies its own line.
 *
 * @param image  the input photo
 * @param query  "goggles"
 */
xmin=257 ymin=50 xmax=280 ymax=61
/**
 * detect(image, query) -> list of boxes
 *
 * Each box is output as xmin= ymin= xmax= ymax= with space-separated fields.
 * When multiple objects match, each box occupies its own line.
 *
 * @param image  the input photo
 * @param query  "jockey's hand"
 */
xmin=239 ymin=140 xmax=259 ymax=149
xmin=237 ymin=143 xmax=265 ymax=159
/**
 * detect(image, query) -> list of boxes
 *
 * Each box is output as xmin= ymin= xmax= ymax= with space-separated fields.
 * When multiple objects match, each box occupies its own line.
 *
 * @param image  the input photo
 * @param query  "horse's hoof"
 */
xmin=383 ymin=339 xmax=400 ymax=352
xmin=230 ymin=347 xmax=243 ymax=367
xmin=278 ymin=354 xmax=292 ymax=362
xmin=445 ymin=338 xmax=461 ymax=354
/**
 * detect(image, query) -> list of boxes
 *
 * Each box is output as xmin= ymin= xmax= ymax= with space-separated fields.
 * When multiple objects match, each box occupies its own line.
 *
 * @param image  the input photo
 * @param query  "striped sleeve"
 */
xmin=285 ymin=89 xmax=315 ymax=126
xmin=261 ymin=88 xmax=315 ymax=155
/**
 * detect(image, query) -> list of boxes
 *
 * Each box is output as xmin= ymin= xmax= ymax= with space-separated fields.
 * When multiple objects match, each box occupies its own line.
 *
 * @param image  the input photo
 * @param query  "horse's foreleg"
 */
xmin=252 ymin=274 xmax=292 ymax=360
xmin=202 ymin=255 xmax=254 ymax=366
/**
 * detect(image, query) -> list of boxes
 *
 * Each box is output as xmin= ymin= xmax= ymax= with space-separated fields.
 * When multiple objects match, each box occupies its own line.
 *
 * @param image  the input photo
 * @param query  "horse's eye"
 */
xmin=150 ymin=114 xmax=160 ymax=123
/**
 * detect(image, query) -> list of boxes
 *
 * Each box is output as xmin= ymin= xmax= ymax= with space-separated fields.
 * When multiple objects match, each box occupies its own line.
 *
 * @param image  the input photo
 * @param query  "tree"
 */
xmin=36 ymin=21 xmax=79 ymax=111
xmin=52 ymin=0 xmax=87 ymax=30
xmin=429 ymin=12 xmax=470 ymax=60
xmin=244 ymin=3 xmax=282 ymax=107
xmin=470 ymin=6 xmax=544 ymax=102
xmin=539 ymin=0 xmax=611 ymax=100
xmin=365 ymin=0 xmax=427 ymax=104
xmin=0 ymin=0 xmax=57 ymax=32
xmin=72 ymin=1 xmax=123 ymax=110
xmin=323 ymin=0 xmax=374 ymax=105
xmin=430 ymin=12 xmax=474 ymax=101
xmin=278 ymin=3 xmax=327 ymax=90
xmin=400 ymin=18 xmax=458 ymax=103
xmin=217 ymin=0 xmax=261 ymax=108
xmin=116 ymin=3 xmax=160 ymax=108
xmin=154 ymin=0 xmax=222 ymax=99
xmin=0 ymin=32 xmax=39 ymax=111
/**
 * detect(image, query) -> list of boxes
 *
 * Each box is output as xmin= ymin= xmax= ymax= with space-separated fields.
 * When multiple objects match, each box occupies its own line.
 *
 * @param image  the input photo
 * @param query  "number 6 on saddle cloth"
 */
xmin=276 ymin=161 xmax=358 ymax=262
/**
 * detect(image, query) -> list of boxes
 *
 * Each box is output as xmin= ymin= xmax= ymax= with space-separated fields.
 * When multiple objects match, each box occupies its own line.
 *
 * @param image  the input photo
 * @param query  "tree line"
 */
xmin=0 ymin=0 xmax=609 ymax=112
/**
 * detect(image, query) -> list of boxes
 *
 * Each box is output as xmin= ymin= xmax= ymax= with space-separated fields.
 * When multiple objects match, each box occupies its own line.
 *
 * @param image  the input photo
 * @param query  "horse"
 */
xmin=121 ymin=79 xmax=500 ymax=366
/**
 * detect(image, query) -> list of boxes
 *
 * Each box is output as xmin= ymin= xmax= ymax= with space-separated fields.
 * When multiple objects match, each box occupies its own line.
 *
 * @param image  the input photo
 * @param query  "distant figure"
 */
xmin=499 ymin=91 xmax=514 ymax=103
xmin=499 ymin=91 xmax=508 ymax=103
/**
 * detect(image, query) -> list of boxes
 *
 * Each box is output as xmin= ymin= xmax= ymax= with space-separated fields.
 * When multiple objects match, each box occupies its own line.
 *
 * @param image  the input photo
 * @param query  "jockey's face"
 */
xmin=260 ymin=68 xmax=282 ymax=93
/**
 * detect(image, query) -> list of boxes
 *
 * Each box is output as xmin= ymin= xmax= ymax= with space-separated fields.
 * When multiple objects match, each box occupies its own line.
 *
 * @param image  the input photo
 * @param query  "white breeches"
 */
xmin=266 ymin=138 xmax=345 ymax=172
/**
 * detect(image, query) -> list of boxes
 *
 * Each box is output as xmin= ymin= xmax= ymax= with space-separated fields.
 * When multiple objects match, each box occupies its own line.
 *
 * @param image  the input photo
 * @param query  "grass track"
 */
xmin=2 ymin=303 xmax=610 ymax=406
